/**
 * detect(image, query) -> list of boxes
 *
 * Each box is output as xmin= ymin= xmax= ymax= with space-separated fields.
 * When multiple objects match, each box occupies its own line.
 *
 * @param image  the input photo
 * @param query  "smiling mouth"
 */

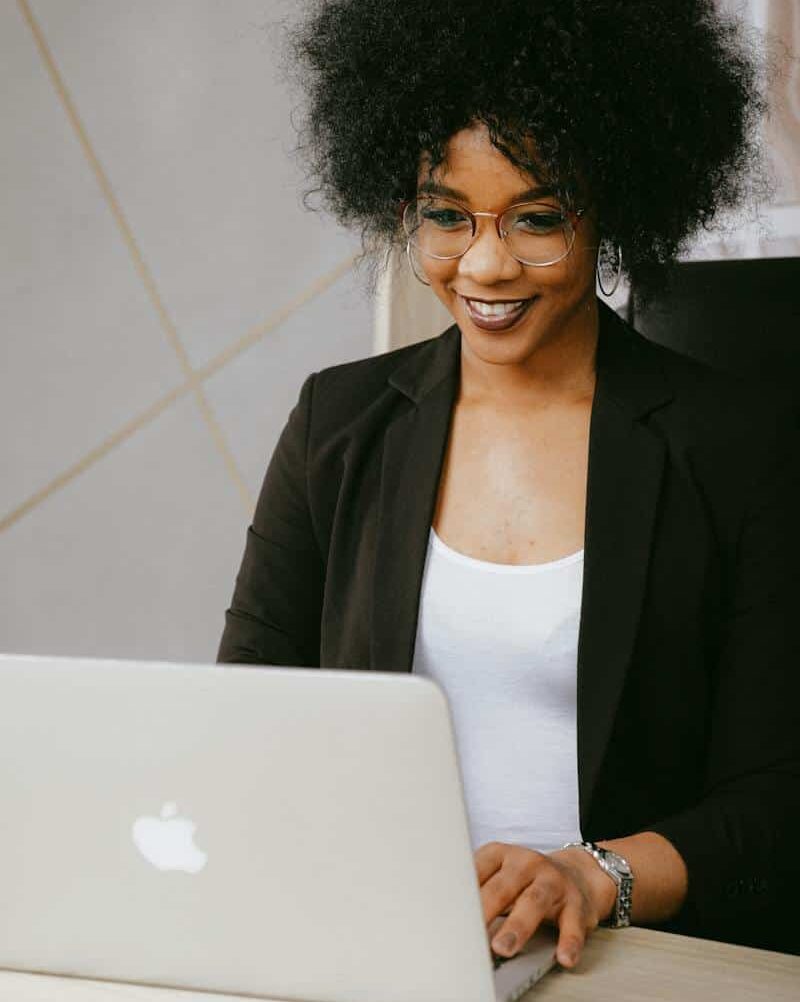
xmin=459 ymin=294 xmax=537 ymax=331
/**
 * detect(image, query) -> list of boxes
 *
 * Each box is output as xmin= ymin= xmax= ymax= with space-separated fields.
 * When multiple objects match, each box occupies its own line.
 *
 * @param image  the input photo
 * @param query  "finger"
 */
xmin=490 ymin=876 xmax=564 ymax=956
xmin=480 ymin=867 xmax=529 ymax=926
xmin=554 ymin=898 xmax=589 ymax=969
xmin=473 ymin=841 xmax=505 ymax=884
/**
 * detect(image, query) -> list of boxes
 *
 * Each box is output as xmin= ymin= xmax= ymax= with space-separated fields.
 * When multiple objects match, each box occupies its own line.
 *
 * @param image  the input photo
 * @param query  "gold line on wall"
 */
xmin=0 ymin=384 xmax=190 ymax=535
xmin=17 ymin=0 xmax=193 ymax=376
xmin=0 ymin=254 xmax=358 ymax=536
xmin=9 ymin=2 xmax=365 ymax=537
xmin=196 ymin=253 xmax=359 ymax=383
xmin=17 ymin=0 xmax=252 ymax=513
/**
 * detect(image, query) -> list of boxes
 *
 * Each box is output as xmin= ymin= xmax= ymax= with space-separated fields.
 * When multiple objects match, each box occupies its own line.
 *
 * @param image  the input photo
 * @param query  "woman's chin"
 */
xmin=456 ymin=307 xmax=550 ymax=365
xmin=460 ymin=326 xmax=548 ymax=367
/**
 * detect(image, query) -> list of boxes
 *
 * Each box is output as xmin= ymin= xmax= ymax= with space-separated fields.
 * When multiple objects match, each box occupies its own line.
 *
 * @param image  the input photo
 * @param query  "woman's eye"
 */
xmin=422 ymin=209 xmax=469 ymax=229
xmin=514 ymin=212 xmax=562 ymax=234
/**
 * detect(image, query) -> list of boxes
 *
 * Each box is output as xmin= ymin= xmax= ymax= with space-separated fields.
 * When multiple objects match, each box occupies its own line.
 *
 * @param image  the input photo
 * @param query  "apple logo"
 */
xmin=132 ymin=802 xmax=208 ymax=873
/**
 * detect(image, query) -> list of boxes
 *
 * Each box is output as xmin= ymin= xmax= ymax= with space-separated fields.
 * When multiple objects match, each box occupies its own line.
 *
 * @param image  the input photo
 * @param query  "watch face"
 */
xmin=605 ymin=850 xmax=632 ymax=876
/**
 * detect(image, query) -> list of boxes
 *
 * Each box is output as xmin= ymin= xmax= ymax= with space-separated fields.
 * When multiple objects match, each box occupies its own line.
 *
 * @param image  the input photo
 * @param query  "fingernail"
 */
xmin=559 ymin=949 xmax=577 ymax=966
xmin=494 ymin=933 xmax=517 ymax=953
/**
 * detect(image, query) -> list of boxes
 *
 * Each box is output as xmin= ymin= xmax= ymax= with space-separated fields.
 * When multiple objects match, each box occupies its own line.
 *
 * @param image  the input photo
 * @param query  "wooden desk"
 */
xmin=1 ymin=927 xmax=797 ymax=1002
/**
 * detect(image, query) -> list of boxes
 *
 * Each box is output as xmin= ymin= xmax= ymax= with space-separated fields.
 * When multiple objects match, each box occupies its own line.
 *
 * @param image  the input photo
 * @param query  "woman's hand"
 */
xmin=475 ymin=841 xmax=617 ymax=969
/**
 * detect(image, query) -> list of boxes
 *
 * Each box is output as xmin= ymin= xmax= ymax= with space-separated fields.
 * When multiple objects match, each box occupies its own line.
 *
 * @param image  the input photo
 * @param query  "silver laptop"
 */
xmin=0 ymin=654 xmax=558 ymax=1002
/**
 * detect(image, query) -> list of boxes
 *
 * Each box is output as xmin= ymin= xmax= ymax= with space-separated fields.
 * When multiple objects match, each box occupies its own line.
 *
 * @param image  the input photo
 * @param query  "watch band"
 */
xmin=560 ymin=840 xmax=634 ymax=928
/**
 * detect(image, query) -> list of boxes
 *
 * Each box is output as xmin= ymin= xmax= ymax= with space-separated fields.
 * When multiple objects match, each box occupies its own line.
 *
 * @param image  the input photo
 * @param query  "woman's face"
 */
xmin=413 ymin=122 xmax=600 ymax=370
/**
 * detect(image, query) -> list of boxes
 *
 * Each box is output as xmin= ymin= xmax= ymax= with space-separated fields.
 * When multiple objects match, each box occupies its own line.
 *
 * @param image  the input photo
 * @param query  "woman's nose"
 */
xmin=456 ymin=222 xmax=522 ymax=286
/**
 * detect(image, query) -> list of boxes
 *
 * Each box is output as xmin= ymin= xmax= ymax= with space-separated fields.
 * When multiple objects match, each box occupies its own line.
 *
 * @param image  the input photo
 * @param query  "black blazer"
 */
xmin=218 ymin=300 xmax=800 ymax=953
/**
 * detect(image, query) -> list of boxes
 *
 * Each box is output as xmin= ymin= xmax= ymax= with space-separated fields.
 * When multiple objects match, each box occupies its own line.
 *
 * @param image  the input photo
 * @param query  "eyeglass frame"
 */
xmin=398 ymin=194 xmax=588 ymax=268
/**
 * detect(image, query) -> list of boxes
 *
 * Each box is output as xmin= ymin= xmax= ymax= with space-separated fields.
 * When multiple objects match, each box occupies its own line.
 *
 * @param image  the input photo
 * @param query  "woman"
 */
xmin=218 ymin=0 xmax=800 ymax=964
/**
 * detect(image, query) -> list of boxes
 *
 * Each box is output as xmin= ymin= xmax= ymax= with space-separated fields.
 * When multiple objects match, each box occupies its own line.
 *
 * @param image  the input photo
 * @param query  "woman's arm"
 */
xmin=550 ymin=831 xmax=688 ymax=926
xmin=217 ymin=372 xmax=325 ymax=667
xmin=478 ymin=831 xmax=689 ymax=968
xmin=635 ymin=419 xmax=800 ymax=943
xmin=564 ymin=415 xmax=800 ymax=948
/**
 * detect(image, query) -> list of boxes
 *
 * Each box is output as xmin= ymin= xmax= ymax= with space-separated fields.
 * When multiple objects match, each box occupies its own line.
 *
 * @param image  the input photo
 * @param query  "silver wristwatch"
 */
xmin=561 ymin=840 xmax=634 ymax=928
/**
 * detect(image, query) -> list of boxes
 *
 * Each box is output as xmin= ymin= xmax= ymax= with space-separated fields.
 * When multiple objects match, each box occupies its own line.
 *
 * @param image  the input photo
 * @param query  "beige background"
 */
xmin=0 ymin=0 xmax=374 ymax=662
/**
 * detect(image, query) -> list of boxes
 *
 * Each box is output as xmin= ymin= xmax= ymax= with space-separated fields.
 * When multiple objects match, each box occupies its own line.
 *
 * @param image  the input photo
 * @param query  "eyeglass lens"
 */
xmin=403 ymin=196 xmax=575 ymax=266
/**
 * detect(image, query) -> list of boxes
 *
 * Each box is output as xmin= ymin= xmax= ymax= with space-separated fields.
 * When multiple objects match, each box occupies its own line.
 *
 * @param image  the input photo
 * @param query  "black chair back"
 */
xmin=630 ymin=256 xmax=800 ymax=419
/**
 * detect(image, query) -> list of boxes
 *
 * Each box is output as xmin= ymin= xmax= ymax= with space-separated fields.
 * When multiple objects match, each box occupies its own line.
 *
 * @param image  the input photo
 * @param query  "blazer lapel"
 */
xmin=370 ymin=327 xmax=460 ymax=673
xmin=577 ymin=303 xmax=673 ymax=829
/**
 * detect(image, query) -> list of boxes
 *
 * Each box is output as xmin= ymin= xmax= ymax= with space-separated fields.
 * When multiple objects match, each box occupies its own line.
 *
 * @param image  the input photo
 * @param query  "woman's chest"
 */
xmin=431 ymin=399 xmax=592 ymax=564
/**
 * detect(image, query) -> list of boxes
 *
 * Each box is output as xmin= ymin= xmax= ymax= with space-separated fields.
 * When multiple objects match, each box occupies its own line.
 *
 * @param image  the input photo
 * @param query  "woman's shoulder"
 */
xmin=306 ymin=325 xmax=459 ymax=430
xmin=598 ymin=307 xmax=799 ymax=506
xmin=314 ymin=330 xmax=444 ymax=389
xmin=619 ymin=313 xmax=798 ymax=444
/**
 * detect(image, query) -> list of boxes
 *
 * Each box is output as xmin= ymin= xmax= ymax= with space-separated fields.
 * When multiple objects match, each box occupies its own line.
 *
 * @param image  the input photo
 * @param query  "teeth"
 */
xmin=467 ymin=299 xmax=528 ymax=317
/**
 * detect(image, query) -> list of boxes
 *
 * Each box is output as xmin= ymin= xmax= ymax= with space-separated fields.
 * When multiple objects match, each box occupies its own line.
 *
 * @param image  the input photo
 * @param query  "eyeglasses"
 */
xmin=399 ymin=195 xmax=587 ymax=268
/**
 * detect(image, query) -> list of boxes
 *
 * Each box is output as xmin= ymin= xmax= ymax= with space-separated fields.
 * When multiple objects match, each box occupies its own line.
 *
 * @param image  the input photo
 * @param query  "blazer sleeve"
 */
xmin=217 ymin=372 xmax=324 ymax=667
xmin=644 ymin=417 xmax=800 ymax=945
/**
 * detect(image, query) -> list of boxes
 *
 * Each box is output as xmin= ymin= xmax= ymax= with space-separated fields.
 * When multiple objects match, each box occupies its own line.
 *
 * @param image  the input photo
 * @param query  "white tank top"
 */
xmin=411 ymin=527 xmax=584 ymax=854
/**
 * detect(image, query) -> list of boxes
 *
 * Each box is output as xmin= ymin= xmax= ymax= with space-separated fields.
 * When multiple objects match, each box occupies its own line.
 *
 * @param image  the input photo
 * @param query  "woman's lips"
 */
xmin=460 ymin=295 xmax=537 ymax=332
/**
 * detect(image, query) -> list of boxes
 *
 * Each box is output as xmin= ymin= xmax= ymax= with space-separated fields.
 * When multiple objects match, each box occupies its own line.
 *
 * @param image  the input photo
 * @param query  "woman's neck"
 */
xmin=457 ymin=297 xmax=599 ymax=411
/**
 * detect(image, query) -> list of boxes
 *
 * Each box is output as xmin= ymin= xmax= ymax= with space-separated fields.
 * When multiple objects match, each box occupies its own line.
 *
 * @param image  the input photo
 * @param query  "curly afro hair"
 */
xmin=283 ymin=0 xmax=770 ymax=302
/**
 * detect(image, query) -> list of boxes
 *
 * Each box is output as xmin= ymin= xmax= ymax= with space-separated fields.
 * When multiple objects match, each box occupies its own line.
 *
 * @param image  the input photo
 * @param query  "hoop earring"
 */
xmin=406 ymin=240 xmax=431 ymax=286
xmin=597 ymin=239 xmax=623 ymax=297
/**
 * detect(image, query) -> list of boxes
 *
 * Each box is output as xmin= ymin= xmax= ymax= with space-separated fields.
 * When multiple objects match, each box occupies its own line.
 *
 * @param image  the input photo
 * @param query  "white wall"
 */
xmin=691 ymin=0 xmax=800 ymax=261
xmin=0 ymin=1 xmax=374 ymax=662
